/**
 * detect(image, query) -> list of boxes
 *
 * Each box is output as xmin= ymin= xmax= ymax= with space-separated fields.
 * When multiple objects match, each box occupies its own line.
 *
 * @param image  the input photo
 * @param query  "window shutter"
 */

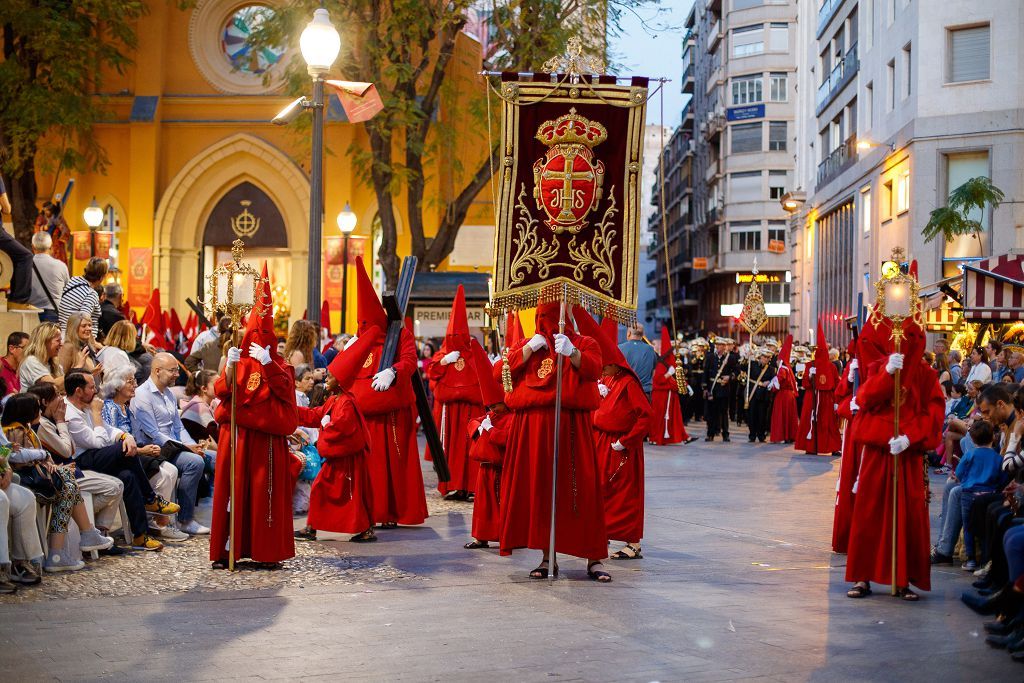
xmin=731 ymin=122 xmax=762 ymax=153
xmin=951 ymin=25 xmax=990 ymax=82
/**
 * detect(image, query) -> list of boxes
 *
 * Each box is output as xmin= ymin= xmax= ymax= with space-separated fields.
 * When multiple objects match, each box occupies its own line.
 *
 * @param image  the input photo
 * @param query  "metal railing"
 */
xmin=816 ymin=43 xmax=858 ymax=115
xmin=816 ymin=134 xmax=857 ymax=188
xmin=817 ymin=0 xmax=843 ymax=38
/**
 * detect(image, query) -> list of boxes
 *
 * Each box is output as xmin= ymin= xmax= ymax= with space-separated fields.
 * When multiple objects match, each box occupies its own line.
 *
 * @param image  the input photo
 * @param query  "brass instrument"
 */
xmin=674 ymin=352 xmax=688 ymax=395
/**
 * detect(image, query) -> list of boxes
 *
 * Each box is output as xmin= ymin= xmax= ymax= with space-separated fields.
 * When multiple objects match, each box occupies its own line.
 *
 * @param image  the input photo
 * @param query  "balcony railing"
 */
xmin=817 ymin=0 xmax=843 ymax=38
xmin=682 ymin=64 xmax=694 ymax=94
xmin=816 ymin=134 xmax=857 ymax=188
xmin=816 ymin=43 xmax=858 ymax=115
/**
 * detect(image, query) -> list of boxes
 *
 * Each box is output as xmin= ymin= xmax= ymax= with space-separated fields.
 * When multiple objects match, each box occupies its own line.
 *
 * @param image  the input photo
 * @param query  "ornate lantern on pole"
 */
xmin=869 ymin=245 xmax=923 ymax=595
xmin=203 ymin=239 xmax=265 ymax=571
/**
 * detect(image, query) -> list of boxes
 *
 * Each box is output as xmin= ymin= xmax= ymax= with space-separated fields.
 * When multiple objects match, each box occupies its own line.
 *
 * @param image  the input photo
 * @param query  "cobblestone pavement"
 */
xmin=0 ymin=421 xmax=1018 ymax=681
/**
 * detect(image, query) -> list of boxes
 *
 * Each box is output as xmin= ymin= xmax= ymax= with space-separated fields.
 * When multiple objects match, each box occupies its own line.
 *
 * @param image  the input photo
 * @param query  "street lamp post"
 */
xmin=83 ymin=197 xmax=104 ymax=258
xmin=336 ymin=202 xmax=357 ymax=333
xmin=299 ymin=8 xmax=341 ymax=326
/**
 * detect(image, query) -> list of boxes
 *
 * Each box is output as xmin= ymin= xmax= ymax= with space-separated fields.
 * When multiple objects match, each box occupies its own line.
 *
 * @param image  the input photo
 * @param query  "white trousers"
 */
xmin=76 ymin=470 xmax=124 ymax=530
xmin=0 ymin=483 xmax=44 ymax=564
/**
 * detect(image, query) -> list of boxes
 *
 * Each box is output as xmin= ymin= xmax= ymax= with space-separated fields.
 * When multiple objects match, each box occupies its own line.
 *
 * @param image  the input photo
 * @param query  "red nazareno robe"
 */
xmin=210 ymin=355 xmax=299 ymax=564
xmin=468 ymin=409 xmax=510 ymax=542
xmin=594 ymin=370 xmax=651 ymax=545
xmin=351 ymin=329 xmax=428 ymax=526
xmin=428 ymin=347 xmax=484 ymax=495
xmin=769 ymin=364 xmax=799 ymax=443
xmin=648 ymin=361 xmax=688 ymax=445
xmin=831 ymin=366 xmax=861 ymax=554
xmin=844 ymin=359 xmax=945 ymax=590
xmin=297 ymin=392 xmax=374 ymax=533
xmin=499 ymin=335 xmax=608 ymax=559
xmin=796 ymin=364 xmax=843 ymax=455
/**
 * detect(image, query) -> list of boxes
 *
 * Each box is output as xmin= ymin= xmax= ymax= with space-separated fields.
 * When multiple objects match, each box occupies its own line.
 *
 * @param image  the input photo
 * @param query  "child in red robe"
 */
xmin=296 ymin=328 xmax=382 ymax=543
xmin=499 ymin=302 xmax=610 ymax=582
xmin=427 ymin=285 xmax=484 ymax=500
xmin=769 ymin=335 xmax=799 ymax=443
xmin=576 ymin=309 xmax=651 ymax=561
xmin=649 ymin=325 xmax=690 ymax=445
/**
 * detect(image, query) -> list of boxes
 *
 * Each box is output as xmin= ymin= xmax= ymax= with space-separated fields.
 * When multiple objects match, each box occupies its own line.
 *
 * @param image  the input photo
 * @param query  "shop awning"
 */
xmin=962 ymin=251 xmax=1024 ymax=322
xmin=920 ymin=275 xmax=962 ymax=332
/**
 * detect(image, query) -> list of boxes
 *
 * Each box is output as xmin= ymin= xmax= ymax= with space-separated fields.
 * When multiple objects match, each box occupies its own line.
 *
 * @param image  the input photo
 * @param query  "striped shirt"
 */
xmin=58 ymin=277 xmax=101 ymax=333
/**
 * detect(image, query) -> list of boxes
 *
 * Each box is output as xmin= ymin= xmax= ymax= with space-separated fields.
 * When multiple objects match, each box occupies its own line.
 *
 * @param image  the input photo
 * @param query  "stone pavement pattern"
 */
xmin=0 ymin=423 xmax=1016 ymax=681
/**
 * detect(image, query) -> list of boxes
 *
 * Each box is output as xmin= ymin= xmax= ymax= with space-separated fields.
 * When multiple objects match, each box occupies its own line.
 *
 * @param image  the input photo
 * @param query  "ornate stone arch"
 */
xmin=153 ymin=132 xmax=310 ymax=315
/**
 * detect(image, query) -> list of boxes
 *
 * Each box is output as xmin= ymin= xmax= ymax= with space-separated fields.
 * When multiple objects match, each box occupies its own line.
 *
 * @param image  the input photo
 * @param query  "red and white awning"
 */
xmin=962 ymin=251 xmax=1024 ymax=322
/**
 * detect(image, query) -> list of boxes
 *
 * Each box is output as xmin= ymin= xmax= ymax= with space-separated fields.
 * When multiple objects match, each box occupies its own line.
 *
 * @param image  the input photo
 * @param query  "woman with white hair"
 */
xmin=99 ymin=364 xmax=187 ymax=542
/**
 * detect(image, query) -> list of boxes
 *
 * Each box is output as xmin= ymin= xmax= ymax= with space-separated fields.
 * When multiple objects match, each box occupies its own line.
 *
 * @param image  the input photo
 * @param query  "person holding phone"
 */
xmin=57 ymin=314 xmax=103 ymax=379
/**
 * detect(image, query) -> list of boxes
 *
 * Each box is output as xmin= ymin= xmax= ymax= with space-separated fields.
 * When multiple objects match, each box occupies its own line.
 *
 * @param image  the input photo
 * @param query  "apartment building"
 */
xmin=789 ymin=0 xmax=1024 ymax=345
xmin=679 ymin=0 xmax=799 ymax=337
xmin=639 ymin=123 xmax=675 ymax=325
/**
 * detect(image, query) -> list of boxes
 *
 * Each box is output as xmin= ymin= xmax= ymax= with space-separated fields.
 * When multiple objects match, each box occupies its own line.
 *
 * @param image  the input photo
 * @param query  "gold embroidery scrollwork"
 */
xmin=567 ymin=187 xmax=618 ymax=291
xmin=510 ymin=185 xmax=559 ymax=286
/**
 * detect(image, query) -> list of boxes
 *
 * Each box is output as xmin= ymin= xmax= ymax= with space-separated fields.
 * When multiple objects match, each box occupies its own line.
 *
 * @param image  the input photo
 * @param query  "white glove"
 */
xmin=343 ymin=335 xmax=359 ymax=351
xmin=320 ymin=414 xmax=331 ymax=427
xmin=809 ymin=366 xmax=817 ymax=377
xmin=611 ymin=440 xmax=626 ymax=452
xmin=889 ymin=434 xmax=910 ymax=455
xmin=849 ymin=359 xmax=859 ymax=372
xmin=665 ymin=366 xmax=676 ymax=378
xmin=849 ymin=396 xmax=859 ymax=414
xmin=598 ymin=382 xmax=610 ymax=398
xmin=687 ymin=385 xmax=694 ymax=396
xmin=886 ymin=353 xmax=904 ymax=375
xmin=249 ymin=343 xmax=272 ymax=366
xmin=372 ymin=367 xmax=397 ymax=391
xmin=480 ymin=416 xmax=493 ymax=432
xmin=833 ymin=403 xmax=839 ymax=411
xmin=768 ymin=376 xmax=780 ymax=391
xmin=526 ymin=334 xmax=548 ymax=352
xmin=441 ymin=350 xmax=461 ymax=365
xmin=226 ymin=347 xmax=241 ymax=367
xmin=554 ymin=333 xmax=575 ymax=357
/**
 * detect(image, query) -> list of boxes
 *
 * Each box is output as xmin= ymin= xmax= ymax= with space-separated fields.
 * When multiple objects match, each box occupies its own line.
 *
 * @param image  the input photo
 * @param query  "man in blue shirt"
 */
xmin=131 ymin=353 xmax=210 ymax=536
xmin=618 ymin=323 xmax=657 ymax=399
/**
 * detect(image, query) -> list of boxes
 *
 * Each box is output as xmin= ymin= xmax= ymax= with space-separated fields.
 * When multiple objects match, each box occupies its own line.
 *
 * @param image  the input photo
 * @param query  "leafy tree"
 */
xmin=0 ymin=0 xmax=149 ymax=243
xmin=923 ymin=176 xmax=1005 ymax=246
xmin=254 ymin=0 xmax=656 ymax=287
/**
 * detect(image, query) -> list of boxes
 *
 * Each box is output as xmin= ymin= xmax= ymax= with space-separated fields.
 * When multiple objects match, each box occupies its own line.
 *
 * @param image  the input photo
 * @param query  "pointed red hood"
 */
xmin=320 ymin=300 xmax=332 ymax=337
xmin=328 ymin=325 xmax=381 ymax=388
xmin=469 ymin=337 xmax=504 ymax=407
xmin=504 ymin=310 xmax=524 ymax=350
xmin=813 ymin=318 xmax=830 ymax=370
xmin=355 ymin=256 xmax=387 ymax=335
xmin=778 ymin=334 xmax=793 ymax=368
xmin=658 ymin=325 xmax=672 ymax=366
xmin=573 ymin=306 xmax=634 ymax=379
xmin=442 ymin=285 xmax=471 ymax=353
xmin=241 ymin=263 xmax=279 ymax=361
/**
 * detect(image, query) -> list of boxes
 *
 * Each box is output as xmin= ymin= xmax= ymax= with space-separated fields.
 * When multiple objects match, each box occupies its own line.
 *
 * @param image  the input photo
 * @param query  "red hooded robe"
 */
xmin=796 ymin=320 xmax=843 ymax=455
xmin=465 ymin=342 xmax=511 ymax=542
xmin=769 ymin=335 xmax=799 ymax=443
xmin=649 ymin=325 xmax=689 ymax=445
xmin=209 ymin=264 xmax=299 ymax=564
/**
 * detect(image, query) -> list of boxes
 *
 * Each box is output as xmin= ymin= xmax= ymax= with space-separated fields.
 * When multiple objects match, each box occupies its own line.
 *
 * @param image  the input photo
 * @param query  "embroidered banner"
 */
xmin=126 ymin=247 xmax=152 ymax=309
xmin=491 ymin=74 xmax=648 ymax=324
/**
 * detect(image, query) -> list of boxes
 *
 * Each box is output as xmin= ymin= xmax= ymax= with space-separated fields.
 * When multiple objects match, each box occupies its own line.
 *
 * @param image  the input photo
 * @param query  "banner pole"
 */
xmin=548 ymin=284 xmax=567 ymax=582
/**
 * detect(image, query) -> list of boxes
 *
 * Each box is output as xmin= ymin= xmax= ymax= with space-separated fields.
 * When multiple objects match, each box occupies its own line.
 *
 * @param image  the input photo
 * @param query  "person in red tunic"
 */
xmin=499 ymin=301 xmax=610 ymax=582
xmin=427 ymin=285 xmax=484 ymax=500
xmin=845 ymin=309 xmax=945 ymax=600
xmin=769 ymin=335 xmax=800 ymax=444
xmin=350 ymin=257 xmax=428 ymax=528
xmin=649 ymin=325 xmax=690 ymax=445
xmin=576 ymin=309 xmax=651 ymax=561
xmin=296 ymin=327 xmax=382 ymax=543
xmin=209 ymin=265 xmax=298 ymax=569
xmin=796 ymin=320 xmax=843 ymax=455
xmin=463 ymin=340 xmax=511 ymax=549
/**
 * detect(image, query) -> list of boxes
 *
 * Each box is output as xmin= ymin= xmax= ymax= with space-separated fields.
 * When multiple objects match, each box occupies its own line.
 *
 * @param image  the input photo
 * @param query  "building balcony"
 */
xmin=816 ymin=134 xmax=858 ymax=189
xmin=646 ymin=269 xmax=658 ymax=287
xmin=681 ymin=100 xmax=693 ymax=126
xmin=704 ymin=157 xmax=721 ymax=184
xmin=709 ymin=19 xmax=723 ymax=51
xmin=706 ymin=64 xmax=724 ymax=95
xmin=817 ymin=0 xmax=844 ymax=39
xmin=715 ymin=249 xmax=789 ymax=273
xmin=706 ymin=0 xmax=722 ymax=14
xmin=816 ymin=43 xmax=858 ymax=116
xmin=682 ymin=63 xmax=694 ymax=94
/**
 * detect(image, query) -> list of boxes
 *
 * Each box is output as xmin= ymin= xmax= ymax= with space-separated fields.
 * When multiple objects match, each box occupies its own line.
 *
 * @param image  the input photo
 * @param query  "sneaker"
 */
xmin=9 ymin=561 xmax=42 ymax=585
xmin=131 ymin=534 xmax=164 ymax=552
xmin=99 ymin=544 xmax=126 ymax=557
xmin=930 ymin=551 xmax=954 ymax=565
xmin=0 ymin=578 xmax=16 ymax=594
xmin=44 ymin=551 xmax=85 ymax=573
xmin=962 ymin=560 xmax=979 ymax=571
xmin=145 ymin=496 xmax=180 ymax=515
xmin=79 ymin=528 xmax=115 ymax=553
xmin=976 ymin=561 xmax=993 ymax=577
xmin=180 ymin=520 xmax=211 ymax=535
xmin=153 ymin=525 xmax=189 ymax=542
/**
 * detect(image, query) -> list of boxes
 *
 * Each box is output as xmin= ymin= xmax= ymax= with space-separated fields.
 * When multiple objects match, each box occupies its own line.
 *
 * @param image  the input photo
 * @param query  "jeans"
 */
xmin=961 ymin=488 xmax=995 ymax=559
xmin=1005 ymin=525 xmax=1024 ymax=583
xmin=38 ymin=309 xmax=58 ymax=323
xmin=164 ymin=450 xmax=204 ymax=523
xmin=0 ymin=229 xmax=33 ymax=304
xmin=937 ymin=481 xmax=964 ymax=556
xmin=76 ymin=444 xmax=155 ymax=538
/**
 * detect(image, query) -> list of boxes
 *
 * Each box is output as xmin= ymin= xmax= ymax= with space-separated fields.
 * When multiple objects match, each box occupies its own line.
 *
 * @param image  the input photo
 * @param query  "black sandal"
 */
xmin=350 ymin=529 xmax=377 ymax=543
xmin=529 ymin=561 xmax=558 ymax=579
xmin=587 ymin=562 xmax=611 ymax=583
xmin=379 ymin=522 xmax=398 ymax=529
xmin=847 ymin=583 xmax=872 ymax=598
xmin=896 ymin=587 xmax=919 ymax=602
xmin=211 ymin=560 xmax=227 ymax=570
xmin=464 ymin=540 xmax=489 ymax=549
xmin=610 ymin=544 xmax=642 ymax=560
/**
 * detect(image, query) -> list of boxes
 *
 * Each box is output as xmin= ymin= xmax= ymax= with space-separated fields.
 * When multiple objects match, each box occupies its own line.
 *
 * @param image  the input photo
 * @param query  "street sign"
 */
xmin=768 ymin=239 xmax=786 ymax=254
xmin=727 ymin=104 xmax=765 ymax=121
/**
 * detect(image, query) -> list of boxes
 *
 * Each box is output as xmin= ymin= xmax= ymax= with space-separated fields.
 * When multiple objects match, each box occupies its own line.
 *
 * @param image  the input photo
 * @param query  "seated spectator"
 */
xmin=127 ymin=334 xmax=154 ymax=385
xmin=0 ymin=451 xmax=44 ymax=592
xmin=0 ymin=331 xmax=29 ymax=396
xmin=942 ymin=380 xmax=985 ymax=466
xmin=284 ymin=319 xmax=327 ymax=370
xmin=181 ymin=369 xmax=218 ymax=443
xmin=294 ymin=364 xmax=314 ymax=408
xmin=97 ymin=320 xmax=140 ymax=378
xmin=99 ymin=364 xmax=184 ymax=543
xmin=2 ymin=393 xmax=115 ymax=571
xmin=276 ymin=336 xmax=286 ymax=357
xmin=0 ymin=178 xmax=42 ymax=313
xmin=19 ymin=322 xmax=65 ymax=388
xmin=948 ymin=382 xmax=972 ymax=420
xmin=98 ymin=283 xmax=126 ymax=340
xmin=28 ymin=381 xmax=124 ymax=552
xmin=956 ymin=420 xmax=1007 ymax=570
xmin=967 ymin=347 xmax=993 ymax=384
xmin=57 ymin=313 xmax=103 ymax=377
xmin=130 ymin=353 xmax=209 ymax=537
xmin=58 ymin=257 xmax=107 ymax=333
xmin=184 ymin=325 xmax=228 ymax=375
xmin=949 ymin=350 xmax=963 ymax=385
xmin=29 ymin=231 xmax=69 ymax=323
xmin=189 ymin=316 xmax=230 ymax=356
xmin=64 ymin=369 xmax=177 ymax=551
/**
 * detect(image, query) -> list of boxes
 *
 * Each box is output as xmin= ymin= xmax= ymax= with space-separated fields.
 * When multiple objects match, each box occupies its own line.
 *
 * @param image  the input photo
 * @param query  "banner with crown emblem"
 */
xmin=490 ymin=71 xmax=649 ymax=324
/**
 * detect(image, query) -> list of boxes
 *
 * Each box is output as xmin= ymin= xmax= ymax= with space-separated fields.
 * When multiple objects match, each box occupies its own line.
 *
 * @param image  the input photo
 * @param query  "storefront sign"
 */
xmin=768 ymin=238 xmax=786 ymax=254
xmin=727 ymin=104 xmax=765 ymax=122
xmin=736 ymin=272 xmax=783 ymax=284
xmin=414 ymin=305 xmax=487 ymax=341
xmin=127 ymin=247 xmax=152 ymax=309
xmin=693 ymin=257 xmax=708 ymax=270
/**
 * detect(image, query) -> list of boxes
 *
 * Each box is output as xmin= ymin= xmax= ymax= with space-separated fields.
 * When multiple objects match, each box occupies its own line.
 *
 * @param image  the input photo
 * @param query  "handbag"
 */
xmin=298 ymin=444 xmax=322 ymax=482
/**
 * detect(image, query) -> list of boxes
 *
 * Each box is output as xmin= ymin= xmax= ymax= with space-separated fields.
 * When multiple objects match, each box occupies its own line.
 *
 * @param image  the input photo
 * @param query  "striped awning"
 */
xmin=962 ymin=251 xmax=1024 ymax=322
xmin=924 ymin=301 xmax=959 ymax=331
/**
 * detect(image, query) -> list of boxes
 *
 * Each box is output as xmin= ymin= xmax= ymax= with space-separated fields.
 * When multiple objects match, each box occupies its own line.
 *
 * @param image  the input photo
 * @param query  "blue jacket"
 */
xmin=955 ymin=446 xmax=1006 ymax=492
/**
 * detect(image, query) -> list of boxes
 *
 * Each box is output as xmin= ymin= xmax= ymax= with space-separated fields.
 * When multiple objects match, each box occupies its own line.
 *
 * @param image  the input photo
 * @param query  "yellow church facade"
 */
xmin=36 ymin=1 xmax=495 ymax=333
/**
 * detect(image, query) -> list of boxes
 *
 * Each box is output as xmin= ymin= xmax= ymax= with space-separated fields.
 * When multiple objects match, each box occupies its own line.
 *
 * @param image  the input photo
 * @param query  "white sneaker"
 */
xmin=154 ymin=525 xmax=189 ymax=542
xmin=44 ymin=552 xmax=85 ymax=573
xmin=180 ymin=520 xmax=211 ymax=535
xmin=79 ymin=528 xmax=115 ymax=552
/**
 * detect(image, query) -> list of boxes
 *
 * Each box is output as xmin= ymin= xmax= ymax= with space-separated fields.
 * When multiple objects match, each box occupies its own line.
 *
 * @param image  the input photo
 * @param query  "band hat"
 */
xmin=715 ymin=337 xmax=734 ymax=345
